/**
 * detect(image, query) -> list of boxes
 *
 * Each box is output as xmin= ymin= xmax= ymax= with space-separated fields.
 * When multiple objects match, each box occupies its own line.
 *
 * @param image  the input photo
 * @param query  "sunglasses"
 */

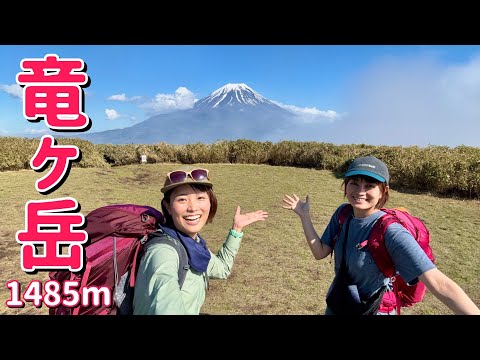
xmin=167 ymin=168 xmax=210 ymax=184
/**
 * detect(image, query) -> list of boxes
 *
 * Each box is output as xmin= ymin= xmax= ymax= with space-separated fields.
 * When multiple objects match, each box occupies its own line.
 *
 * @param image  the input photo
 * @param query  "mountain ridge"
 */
xmin=74 ymin=83 xmax=295 ymax=145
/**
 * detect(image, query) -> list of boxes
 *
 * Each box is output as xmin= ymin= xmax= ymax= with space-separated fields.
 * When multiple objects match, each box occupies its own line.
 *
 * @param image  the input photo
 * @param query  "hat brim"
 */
xmin=161 ymin=180 xmax=213 ymax=193
xmin=344 ymin=170 xmax=387 ymax=183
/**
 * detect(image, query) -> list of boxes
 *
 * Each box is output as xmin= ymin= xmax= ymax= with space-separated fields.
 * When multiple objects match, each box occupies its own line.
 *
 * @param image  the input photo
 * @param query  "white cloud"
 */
xmin=262 ymin=53 xmax=480 ymax=147
xmin=140 ymin=86 xmax=196 ymax=114
xmin=272 ymin=100 xmax=341 ymax=124
xmin=107 ymin=93 xmax=143 ymax=102
xmin=0 ymin=84 xmax=23 ymax=99
xmin=105 ymin=108 xmax=120 ymax=120
xmin=108 ymin=93 xmax=128 ymax=101
xmin=340 ymin=53 xmax=480 ymax=147
xmin=439 ymin=56 xmax=480 ymax=119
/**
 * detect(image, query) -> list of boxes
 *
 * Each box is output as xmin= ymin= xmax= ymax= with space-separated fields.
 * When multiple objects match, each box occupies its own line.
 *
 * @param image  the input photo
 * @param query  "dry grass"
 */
xmin=0 ymin=163 xmax=478 ymax=315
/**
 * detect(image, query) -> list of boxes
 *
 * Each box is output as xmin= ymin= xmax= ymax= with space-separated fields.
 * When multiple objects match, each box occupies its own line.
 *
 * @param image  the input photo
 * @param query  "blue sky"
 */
xmin=1 ymin=45 xmax=480 ymax=147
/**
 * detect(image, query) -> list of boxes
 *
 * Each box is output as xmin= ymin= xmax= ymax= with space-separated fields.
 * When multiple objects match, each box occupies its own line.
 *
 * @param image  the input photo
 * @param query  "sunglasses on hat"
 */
xmin=166 ymin=168 xmax=210 ymax=184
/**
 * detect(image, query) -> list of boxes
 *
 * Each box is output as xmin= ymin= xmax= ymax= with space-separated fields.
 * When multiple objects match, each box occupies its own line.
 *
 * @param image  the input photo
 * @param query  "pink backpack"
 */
xmin=336 ymin=204 xmax=435 ymax=314
xmin=48 ymin=204 xmax=188 ymax=315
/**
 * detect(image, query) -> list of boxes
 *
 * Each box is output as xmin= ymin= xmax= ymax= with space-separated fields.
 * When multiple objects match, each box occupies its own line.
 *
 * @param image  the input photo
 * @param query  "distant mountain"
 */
xmin=193 ymin=83 xmax=282 ymax=111
xmin=74 ymin=83 xmax=295 ymax=145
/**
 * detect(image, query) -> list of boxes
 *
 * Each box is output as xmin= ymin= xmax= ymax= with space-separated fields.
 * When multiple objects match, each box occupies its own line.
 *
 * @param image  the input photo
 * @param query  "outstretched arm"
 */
xmin=207 ymin=206 xmax=269 ymax=279
xmin=282 ymin=194 xmax=332 ymax=260
xmin=232 ymin=206 xmax=269 ymax=232
xmin=420 ymin=268 xmax=480 ymax=315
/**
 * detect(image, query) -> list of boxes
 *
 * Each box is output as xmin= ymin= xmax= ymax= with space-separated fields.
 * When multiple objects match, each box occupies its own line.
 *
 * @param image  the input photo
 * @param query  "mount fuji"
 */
xmin=75 ymin=83 xmax=297 ymax=144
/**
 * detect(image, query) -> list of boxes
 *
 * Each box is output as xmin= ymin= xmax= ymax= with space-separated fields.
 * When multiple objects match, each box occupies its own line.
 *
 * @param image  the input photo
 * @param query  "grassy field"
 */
xmin=0 ymin=163 xmax=478 ymax=315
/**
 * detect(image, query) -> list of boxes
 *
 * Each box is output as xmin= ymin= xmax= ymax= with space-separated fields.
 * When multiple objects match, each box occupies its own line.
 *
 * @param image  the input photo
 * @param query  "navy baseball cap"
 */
xmin=344 ymin=156 xmax=390 ymax=184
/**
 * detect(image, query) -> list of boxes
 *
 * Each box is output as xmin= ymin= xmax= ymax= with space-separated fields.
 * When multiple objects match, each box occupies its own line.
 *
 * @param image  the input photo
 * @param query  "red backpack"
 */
xmin=336 ymin=204 xmax=435 ymax=314
xmin=48 ymin=204 xmax=189 ymax=315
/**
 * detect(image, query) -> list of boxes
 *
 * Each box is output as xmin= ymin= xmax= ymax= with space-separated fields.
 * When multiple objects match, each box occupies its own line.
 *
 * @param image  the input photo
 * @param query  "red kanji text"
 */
xmin=30 ymin=134 xmax=80 ymax=193
xmin=16 ymin=53 xmax=90 ymax=130
xmin=16 ymin=198 xmax=87 ymax=272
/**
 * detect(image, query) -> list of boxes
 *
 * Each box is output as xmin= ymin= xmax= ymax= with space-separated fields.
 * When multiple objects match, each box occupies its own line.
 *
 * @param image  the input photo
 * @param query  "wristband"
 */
xmin=229 ymin=229 xmax=244 ymax=238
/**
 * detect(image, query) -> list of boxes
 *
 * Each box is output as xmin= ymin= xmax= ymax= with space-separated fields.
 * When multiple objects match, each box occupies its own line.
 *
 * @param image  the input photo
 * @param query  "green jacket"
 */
xmin=132 ymin=231 xmax=242 ymax=315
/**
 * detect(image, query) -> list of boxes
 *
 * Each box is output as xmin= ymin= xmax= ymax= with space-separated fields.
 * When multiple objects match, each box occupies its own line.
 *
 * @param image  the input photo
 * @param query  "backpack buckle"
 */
xmin=356 ymin=240 xmax=368 ymax=250
xmin=140 ymin=234 xmax=149 ymax=244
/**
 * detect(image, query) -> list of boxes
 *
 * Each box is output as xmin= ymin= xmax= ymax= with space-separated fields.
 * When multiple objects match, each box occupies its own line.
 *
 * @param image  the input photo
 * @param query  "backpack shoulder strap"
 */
xmin=365 ymin=211 xmax=399 ymax=278
xmin=368 ymin=209 xmax=417 ymax=315
xmin=145 ymin=229 xmax=190 ymax=289
xmin=331 ymin=203 xmax=353 ymax=249
xmin=338 ymin=203 xmax=353 ymax=224
xmin=329 ymin=204 xmax=353 ymax=263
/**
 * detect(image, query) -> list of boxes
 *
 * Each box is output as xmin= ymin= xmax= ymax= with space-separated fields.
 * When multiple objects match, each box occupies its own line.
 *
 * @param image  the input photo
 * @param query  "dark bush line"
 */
xmin=1 ymin=137 xmax=479 ymax=199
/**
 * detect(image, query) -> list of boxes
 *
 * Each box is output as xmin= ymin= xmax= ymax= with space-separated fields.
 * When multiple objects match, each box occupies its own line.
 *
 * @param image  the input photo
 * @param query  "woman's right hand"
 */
xmin=282 ymin=193 xmax=310 ymax=218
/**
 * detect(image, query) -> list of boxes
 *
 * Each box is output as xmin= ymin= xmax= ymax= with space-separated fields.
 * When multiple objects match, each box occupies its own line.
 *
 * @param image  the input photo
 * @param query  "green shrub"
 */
xmin=57 ymin=137 xmax=109 ymax=168
xmin=96 ymin=144 xmax=138 ymax=166
xmin=0 ymin=137 xmax=38 ymax=171
xmin=228 ymin=139 xmax=272 ymax=164
xmin=2 ymin=137 xmax=478 ymax=199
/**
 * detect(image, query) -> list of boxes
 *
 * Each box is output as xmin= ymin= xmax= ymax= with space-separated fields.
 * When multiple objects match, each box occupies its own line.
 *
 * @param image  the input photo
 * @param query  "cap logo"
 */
xmin=359 ymin=163 xmax=375 ymax=169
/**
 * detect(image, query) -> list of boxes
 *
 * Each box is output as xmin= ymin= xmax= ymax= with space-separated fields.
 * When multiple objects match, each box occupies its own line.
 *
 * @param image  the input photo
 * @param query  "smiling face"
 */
xmin=163 ymin=184 xmax=212 ymax=238
xmin=344 ymin=176 xmax=389 ymax=218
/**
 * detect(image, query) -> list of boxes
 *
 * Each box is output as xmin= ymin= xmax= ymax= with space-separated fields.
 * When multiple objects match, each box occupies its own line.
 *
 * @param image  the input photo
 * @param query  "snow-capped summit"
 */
xmin=74 ymin=82 xmax=294 ymax=144
xmin=194 ymin=83 xmax=280 ymax=111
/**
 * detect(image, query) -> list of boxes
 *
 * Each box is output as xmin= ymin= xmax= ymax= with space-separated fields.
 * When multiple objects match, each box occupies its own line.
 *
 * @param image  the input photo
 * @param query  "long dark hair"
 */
xmin=161 ymin=183 xmax=218 ymax=227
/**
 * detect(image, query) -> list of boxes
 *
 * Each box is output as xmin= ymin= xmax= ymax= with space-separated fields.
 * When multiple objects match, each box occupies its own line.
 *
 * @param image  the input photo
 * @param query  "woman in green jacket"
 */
xmin=133 ymin=167 xmax=268 ymax=315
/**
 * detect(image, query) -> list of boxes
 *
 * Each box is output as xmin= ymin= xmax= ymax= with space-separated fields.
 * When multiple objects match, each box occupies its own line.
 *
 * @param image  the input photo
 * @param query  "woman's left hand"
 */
xmin=232 ymin=206 xmax=269 ymax=232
